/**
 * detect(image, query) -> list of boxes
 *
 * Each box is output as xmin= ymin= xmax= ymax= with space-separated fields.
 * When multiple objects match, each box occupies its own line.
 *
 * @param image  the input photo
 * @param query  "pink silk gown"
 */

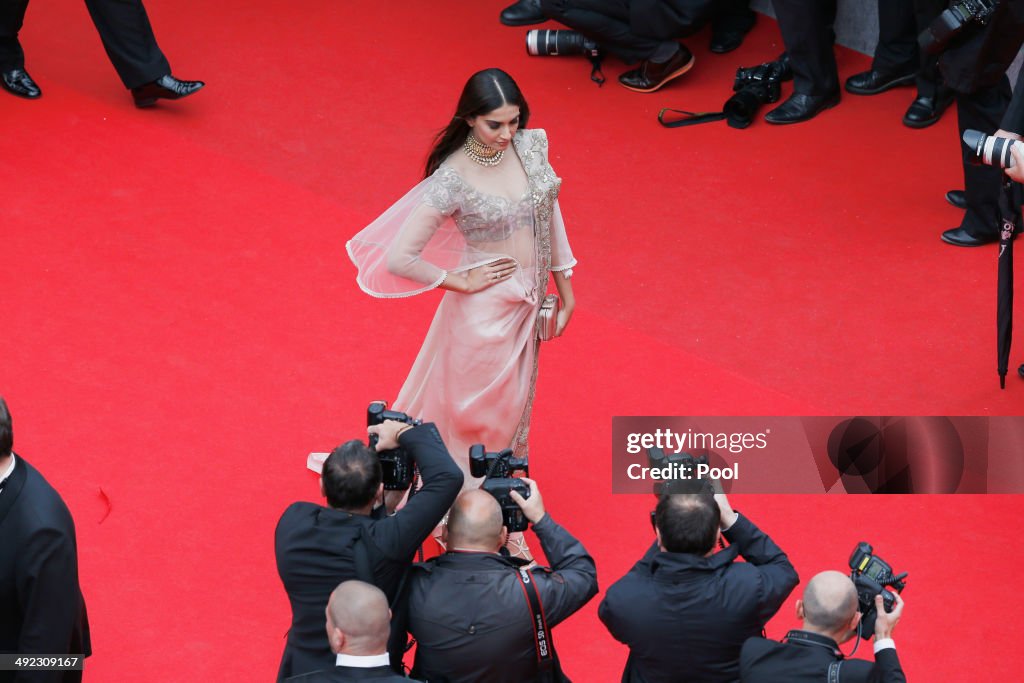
xmin=347 ymin=128 xmax=576 ymax=486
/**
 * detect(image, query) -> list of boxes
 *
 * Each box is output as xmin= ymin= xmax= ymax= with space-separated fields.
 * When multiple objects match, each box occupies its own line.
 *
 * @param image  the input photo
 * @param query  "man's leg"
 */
xmin=83 ymin=0 xmax=170 ymax=89
xmin=942 ymin=77 xmax=1014 ymax=246
xmin=0 ymin=0 xmax=30 ymax=71
xmin=772 ymin=0 xmax=838 ymax=96
xmin=709 ymin=0 xmax=756 ymax=54
xmin=0 ymin=0 xmax=41 ymax=98
xmin=765 ymin=0 xmax=839 ymax=124
xmin=902 ymin=0 xmax=952 ymax=127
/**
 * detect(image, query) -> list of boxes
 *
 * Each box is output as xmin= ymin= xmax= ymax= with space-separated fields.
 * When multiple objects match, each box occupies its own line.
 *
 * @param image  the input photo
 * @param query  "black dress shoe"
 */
xmin=940 ymin=227 xmax=997 ymax=246
xmin=945 ymin=190 xmax=967 ymax=209
xmin=764 ymin=91 xmax=840 ymax=125
xmin=1 ymin=68 xmax=41 ymax=98
xmin=500 ymin=0 xmax=545 ymax=26
xmin=902 ymin=92 xmax=954 ymax=128
xmin=131 ymin=74 xmax=205 ymax=108
xmin=710 ymin=12 xmax=756 ymax=54
xmin=618 ymin=45 xmax=695 ymax=93
xmin=844 ymin=68 xmax=915 ymax=95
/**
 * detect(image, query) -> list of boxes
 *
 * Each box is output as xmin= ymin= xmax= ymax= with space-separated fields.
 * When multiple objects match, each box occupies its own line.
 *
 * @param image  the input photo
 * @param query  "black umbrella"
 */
xmin=996 ymin=176 xmax=1018 ymax=388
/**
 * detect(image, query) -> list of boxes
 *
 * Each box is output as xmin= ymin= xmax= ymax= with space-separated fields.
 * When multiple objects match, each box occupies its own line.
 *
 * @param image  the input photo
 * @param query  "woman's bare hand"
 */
xmin=465 ymin=258 xmax=518 ymax=293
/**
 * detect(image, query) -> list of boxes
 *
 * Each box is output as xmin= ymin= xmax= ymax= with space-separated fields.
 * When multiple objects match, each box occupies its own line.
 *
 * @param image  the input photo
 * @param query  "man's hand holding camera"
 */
xmin=714 ymin=492 xmax=739 ymax=531
xmin=368 ymin=419 xmax=413 ymax=453
xmin=873 ymin=591 xmax=905 ymax=641
xmin=509 ymin=476 xmax=546 ymax=525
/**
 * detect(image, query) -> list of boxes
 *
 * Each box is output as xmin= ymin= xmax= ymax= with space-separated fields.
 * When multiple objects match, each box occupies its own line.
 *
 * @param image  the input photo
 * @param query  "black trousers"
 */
xmin=0 ymin=0 xmax=170 ymax=89
xmin=773 ymin=0 xmax=944 ymax=96
xmin=957 ymin=77 xmax=1014 ymax=238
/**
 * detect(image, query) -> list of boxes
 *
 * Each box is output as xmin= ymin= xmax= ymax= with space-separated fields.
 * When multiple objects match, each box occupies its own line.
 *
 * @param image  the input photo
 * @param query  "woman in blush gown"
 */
xmin=347 ymin=68 xmax=577 ymax=554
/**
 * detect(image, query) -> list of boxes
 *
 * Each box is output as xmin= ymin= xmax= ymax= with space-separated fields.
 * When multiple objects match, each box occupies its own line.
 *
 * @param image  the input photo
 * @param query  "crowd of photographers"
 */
xmin=505 ymin=0 xmax=1024 ymax=251
xmin=273 ymin=411 xmax=909 ymax=683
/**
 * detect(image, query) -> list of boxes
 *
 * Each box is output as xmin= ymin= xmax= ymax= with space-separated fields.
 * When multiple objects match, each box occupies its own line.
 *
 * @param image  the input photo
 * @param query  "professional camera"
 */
xmin=848 ymin=542 xmax=908 ymax=639
xmin=920 ymin=0 xmax=998 ymax=55
xmin=469 ymin=444 xmax=531 ymax=532
xmin=525 ymin=29 xmax=605 ymax=85
xmin=646 ymin=447 xmax=718 ymax=495
xmin=963 ymin=128 xmax=1022 ymax=169
xmin=725 ymin=61 xmax=786 ymax=128
xmin=367 ymin=401 xmax=421 ymax=490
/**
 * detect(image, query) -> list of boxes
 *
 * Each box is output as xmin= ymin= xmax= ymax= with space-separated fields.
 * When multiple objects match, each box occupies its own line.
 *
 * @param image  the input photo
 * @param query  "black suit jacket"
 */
xmin=599 ymin=514 xmax=799 ymax=683
xmin=275 ymin=424 xmax=462 ymax=681
xmin=0 ymin=455 xmax=91 ymax=683
xmin=740 ymin=632 xmax=906 ymax=683
xmin=285 ymin=663 xmax=408 ymax=682
xmin=406 ymin=514 xmax=598 ymax=683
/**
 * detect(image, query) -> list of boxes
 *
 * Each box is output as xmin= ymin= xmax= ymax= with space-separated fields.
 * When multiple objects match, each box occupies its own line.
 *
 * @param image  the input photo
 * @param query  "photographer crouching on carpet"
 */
xmin=274 ymin=416 xmax=462 ymax=680
xmin=515 ymin=0 xmax=756 ymax=92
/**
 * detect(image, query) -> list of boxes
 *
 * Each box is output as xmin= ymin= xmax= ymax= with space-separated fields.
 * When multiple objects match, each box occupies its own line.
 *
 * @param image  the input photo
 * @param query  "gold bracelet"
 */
xmin=395 ymin=425 xmax=413 ymax=440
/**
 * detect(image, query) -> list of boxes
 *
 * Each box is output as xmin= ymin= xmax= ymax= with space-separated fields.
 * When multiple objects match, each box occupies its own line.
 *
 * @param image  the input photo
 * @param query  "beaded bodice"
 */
xmin=422 ymin=129 xmax=562 ymax=249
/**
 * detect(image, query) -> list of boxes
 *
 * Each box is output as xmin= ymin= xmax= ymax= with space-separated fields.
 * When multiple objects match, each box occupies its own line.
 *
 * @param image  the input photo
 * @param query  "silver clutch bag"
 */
xmin=537 ymin=294 xmax=560 ymax=341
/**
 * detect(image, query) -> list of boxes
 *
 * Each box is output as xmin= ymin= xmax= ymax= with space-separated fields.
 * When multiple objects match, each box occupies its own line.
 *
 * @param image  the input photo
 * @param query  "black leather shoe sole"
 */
xmin=845 ymin=71 xmax=915 ymax=95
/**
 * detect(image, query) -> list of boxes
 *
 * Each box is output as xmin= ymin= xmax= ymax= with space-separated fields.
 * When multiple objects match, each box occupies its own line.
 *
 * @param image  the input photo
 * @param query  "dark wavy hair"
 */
xmin=424 ymin=68 xmax=530 ymax=178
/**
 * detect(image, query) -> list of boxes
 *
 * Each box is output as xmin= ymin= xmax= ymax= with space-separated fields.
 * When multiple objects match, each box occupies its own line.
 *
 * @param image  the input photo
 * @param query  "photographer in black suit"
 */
xmin=525 ymin=0 xmax=754 ymax=93
xmin=0 ymin=0 xmax=203 ymax=106
xmin=275 ymin=420 xmax=462 ymax=680
xmin=740 ymin=570 xmax=906 ymax=682
xmin=0 ymin=397 xmax=91 ymax=683
xmin=599 ymin=492 xmax=798 ymax=683
xmin=405 ymin=479 xmax=598 ymax=683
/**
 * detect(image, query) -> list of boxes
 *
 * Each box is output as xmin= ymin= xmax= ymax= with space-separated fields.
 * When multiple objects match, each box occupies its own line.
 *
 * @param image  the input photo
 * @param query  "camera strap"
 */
xmin=515 ymin=566 xmax=562 ymax=681
xmin=827 ymin=660 xmax=843 ymax=683
xmin=658 ymin=108 xmax=727 ymax=128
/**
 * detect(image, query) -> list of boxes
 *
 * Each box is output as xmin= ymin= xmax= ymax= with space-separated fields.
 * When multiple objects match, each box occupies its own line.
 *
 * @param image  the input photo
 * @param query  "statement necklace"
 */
xmin=463 ymin=133 xmax=504 ymax=167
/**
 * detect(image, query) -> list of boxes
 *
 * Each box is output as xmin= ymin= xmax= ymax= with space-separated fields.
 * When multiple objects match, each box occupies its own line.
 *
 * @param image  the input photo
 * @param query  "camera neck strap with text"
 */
xmin=515 ymin=566 xmax=563 ymax=682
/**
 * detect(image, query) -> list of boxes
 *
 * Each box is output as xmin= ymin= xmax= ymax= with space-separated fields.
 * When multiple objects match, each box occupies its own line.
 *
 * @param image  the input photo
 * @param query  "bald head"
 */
xmin=325 ymin=580 xmax=391 ymax=655
xmin=446 ymin=489 xmax=504 ymax=550
xmin=801 ymin=571 xmax=859 ymax=636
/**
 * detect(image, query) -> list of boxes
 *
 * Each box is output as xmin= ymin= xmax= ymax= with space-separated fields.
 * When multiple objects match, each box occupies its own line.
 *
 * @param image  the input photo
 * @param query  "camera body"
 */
xmin=920 ymin=0 xmax=998 ymax=55
xmin=367 ymin=401 xmax=421 ymax=490
xmin=646 ymin=447 xmax=717 ymax=495
xmin=470 ymin=444 xmax=531 ymax=532
xmin=725 ymin=61 xmax=786 ymax=129
xmin=848 ymin=542 xmax=907 ymax=639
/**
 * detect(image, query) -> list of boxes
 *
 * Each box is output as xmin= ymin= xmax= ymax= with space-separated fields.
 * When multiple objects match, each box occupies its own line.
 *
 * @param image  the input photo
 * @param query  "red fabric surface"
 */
xmin=2 ymin=2 xmax=1021 ymax=680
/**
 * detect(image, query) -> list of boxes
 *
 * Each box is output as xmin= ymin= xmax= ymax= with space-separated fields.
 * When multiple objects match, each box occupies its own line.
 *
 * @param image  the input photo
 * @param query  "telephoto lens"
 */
xmin=526 ymin=29 xmax=600 ymax=57
xmin=963 ymin=129 xmax=1023 ymax=169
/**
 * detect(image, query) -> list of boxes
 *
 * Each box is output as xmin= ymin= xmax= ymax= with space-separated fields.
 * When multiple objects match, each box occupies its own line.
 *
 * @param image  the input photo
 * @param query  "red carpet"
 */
xmin=3 ymin=1 xmax=1022 ymax=680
